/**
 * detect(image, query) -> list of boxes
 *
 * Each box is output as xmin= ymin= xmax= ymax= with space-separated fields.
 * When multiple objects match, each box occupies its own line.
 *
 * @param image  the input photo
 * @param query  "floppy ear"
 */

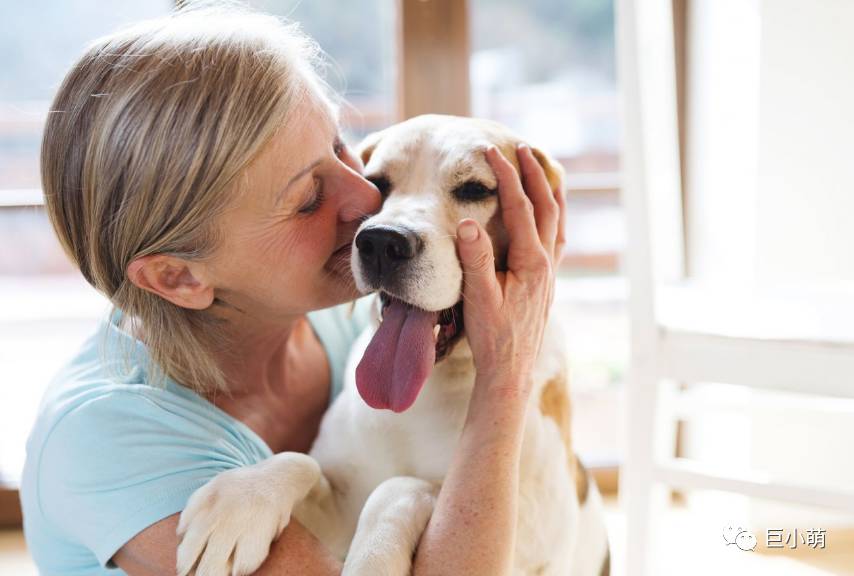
xmin=357 ymin=129 xmax=385 ymax=167
xmin=531 ymin=147 xmax=566 ymax=193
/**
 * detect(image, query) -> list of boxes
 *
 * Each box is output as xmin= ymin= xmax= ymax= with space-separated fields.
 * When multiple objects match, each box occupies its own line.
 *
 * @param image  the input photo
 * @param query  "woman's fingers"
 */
xmin=485 ymin=147 xmax=543 ymax=268
xmin=456 ymin=219 xmax=502 ymax=310
xmin=516 ymin=144 xmax=560 ymax=258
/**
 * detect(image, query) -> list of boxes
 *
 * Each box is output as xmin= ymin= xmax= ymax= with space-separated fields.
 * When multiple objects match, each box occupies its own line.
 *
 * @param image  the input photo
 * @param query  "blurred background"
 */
xmin=1 ymin=0 xmax=853 ymax=574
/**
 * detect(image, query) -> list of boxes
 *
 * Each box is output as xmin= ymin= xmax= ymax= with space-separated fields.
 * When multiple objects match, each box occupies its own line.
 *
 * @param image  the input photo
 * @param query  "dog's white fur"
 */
xmin=177 ymin=115 xmax=609 ymax=576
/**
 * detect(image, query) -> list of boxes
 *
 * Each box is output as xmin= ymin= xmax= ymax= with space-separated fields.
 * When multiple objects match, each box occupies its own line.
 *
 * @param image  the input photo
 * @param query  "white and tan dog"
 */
xmin=176 ymin=115 xmax=610 ymax=576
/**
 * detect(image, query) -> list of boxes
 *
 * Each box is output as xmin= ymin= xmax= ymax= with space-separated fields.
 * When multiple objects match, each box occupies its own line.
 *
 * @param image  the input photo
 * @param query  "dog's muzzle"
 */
xmin=352 ymin=223 xmax=467 ymax=413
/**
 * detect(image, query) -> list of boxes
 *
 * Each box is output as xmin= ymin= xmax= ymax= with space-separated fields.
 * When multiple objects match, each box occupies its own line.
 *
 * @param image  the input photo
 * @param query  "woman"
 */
xmin=21 ymin=6 xmax=564 ymax=575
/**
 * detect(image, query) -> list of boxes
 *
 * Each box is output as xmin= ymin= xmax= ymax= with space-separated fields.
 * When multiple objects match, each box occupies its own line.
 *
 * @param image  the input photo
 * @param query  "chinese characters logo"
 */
xmin=724 ymin=526 xmax=827 ymax=551
xmin=766 ymin=528 xmax=826 ymax=550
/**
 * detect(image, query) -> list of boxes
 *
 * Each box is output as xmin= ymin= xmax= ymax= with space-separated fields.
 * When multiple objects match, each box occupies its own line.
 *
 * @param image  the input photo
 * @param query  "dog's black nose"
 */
xmin=355 ymin=225 xmax=420 ymax=281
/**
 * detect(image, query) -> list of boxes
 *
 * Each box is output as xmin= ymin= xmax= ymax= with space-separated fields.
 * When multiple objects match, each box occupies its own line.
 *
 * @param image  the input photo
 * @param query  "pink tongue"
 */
xmin=356 ymin=299 xmax=438 ymax=412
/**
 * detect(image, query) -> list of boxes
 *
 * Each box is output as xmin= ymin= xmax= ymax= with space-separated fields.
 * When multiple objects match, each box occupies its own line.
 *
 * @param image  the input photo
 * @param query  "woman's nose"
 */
xmin=339 ymin=169 xmax=382 ymax=222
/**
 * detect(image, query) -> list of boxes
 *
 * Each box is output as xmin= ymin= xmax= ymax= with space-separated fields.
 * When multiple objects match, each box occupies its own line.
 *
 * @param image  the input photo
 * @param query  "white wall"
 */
xmin=684 ymin=0 xmax=760 ymax=284
xmin=750 ymin=0 xmax=854 ymax=528
xmin=756 ymin=0 xmax=854 ymax=286
xmin=683 ymin=0 xmax=854 ymax=527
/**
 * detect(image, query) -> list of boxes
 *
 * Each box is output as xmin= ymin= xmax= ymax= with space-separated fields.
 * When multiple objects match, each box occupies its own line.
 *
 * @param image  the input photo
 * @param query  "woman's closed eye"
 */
xmin=298 ymin=178 xmax=324 ymax=214
xmin=295 ymin=136 xmax=351 ymax=215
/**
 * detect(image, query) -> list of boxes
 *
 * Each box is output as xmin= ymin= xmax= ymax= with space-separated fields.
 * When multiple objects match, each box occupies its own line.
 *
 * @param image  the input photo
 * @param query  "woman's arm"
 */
xmin=113 ymin=514 xmax=341 ymax=576
xmin=411 ymin=379 xmax=529 ymax=576
xmin=412 ymin=144 xmax=565 ymax=576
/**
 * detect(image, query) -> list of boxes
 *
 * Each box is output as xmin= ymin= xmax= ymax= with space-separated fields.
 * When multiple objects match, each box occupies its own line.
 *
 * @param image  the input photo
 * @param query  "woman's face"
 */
xmin=207 ymin=96 xmax=381 ymax=322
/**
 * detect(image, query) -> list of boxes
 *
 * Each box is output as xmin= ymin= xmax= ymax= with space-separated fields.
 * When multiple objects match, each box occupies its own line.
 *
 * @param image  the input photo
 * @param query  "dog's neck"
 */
xmin=419 ymin=337 xmax=478 ymax=403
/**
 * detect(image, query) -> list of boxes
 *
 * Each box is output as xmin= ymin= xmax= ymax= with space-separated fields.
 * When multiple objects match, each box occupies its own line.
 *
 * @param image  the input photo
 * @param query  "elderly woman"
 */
xmin=21 ymin=6 xmax=564 ymax=576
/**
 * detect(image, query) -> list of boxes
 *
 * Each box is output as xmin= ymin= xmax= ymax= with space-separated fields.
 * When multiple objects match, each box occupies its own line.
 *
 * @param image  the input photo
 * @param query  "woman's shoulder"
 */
xmin=20 ymin=314 xmax=276 ymax=570
xmin=30 ymin=317 xmax=199 ymax=443
xmin=21 ymin=383 xmax=263 ymax=571
xmin=24 ymin=316 xmax=273 ymax=494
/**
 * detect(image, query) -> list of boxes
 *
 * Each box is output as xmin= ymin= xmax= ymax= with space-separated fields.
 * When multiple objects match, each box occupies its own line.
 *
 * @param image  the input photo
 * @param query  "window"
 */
xmin=471 ymin=0 xmax=618 ymax=175
xmin=248 ymin=0 xmax=397 ymax=141
xmin=1 ymin=2 xmax=174 ymax=192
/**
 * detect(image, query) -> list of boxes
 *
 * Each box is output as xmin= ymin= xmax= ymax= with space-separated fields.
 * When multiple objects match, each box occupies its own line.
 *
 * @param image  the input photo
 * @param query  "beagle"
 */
xmin=177 ymin=115 xmax=610 ymax=576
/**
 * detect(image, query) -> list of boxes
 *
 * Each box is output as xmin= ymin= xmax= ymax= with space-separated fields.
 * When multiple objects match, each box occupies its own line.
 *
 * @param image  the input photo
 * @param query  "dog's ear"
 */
xmin=530 ymin=147 xmax=566 ymax=194
xmin=357 ymin=130 xmax=384 ymax=168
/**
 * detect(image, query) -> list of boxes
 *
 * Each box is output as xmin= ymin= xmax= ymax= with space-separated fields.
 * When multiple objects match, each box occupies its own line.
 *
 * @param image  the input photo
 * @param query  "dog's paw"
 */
xmin=176 ymin=452 xmax=321 ymax=576
xmin=344 ymin=476 xmax=438 ymax=576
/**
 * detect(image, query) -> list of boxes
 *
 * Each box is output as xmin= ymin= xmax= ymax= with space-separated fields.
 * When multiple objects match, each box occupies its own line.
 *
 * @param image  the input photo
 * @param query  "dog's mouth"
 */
xmin=380 ymin=292 xmax=465 ymax=361
xmin=355 ymin=291 xmax=464 ymax=413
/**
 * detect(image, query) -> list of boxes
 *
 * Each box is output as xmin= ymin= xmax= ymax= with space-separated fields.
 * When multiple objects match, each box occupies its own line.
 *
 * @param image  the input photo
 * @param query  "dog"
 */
xmin=176 ymin=115 xmax=610 ymax=576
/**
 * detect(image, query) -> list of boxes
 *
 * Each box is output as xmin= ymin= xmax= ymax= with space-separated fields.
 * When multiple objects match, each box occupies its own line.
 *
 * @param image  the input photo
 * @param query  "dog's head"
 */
xmin=351 ymin=114 xmax=564 ymax=412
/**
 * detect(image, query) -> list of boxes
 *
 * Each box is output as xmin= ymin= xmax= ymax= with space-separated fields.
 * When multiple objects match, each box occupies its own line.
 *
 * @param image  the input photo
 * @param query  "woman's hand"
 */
xmin=455 ymin=144 xmax=566 ymax=398
xmin=413 ymin=154 xmax=565 ymax=575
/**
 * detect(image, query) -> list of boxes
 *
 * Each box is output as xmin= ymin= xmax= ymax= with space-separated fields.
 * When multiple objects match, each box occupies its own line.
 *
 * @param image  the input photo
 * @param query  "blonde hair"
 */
xmin=42 ymin=5 xmax=332 ymax=393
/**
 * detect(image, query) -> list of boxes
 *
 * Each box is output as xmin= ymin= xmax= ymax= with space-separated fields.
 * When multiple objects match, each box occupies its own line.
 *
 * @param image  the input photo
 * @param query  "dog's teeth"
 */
xmin=433 ymin=324 xmax=440 ymax=341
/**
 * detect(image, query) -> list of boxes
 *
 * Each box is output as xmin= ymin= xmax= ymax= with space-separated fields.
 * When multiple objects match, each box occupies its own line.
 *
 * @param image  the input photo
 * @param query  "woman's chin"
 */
xmin=306 ymin=285 xmax=359 ymax=313
xmin=309 ymin=273 xmax=360 ymax=309
xmin=336 ymin=279 xmax=363 ymax=302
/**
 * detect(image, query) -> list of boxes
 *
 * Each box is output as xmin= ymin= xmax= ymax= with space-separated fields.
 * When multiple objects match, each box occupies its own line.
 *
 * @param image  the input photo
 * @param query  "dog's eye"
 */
xmin=367 ymin=175 xmax=391 ymax=198
xmin=452 ymin=181 xmax=497 ymax=202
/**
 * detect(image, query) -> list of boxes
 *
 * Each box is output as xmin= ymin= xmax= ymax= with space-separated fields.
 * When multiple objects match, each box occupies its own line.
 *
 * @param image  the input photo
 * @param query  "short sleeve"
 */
xmin=35 ymin=388 xmax=265 ymax=567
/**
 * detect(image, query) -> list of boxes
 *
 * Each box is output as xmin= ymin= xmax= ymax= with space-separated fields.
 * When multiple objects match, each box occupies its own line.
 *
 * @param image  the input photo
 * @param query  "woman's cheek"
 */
xmin=289 ymin=219 xmax=336 ymax=266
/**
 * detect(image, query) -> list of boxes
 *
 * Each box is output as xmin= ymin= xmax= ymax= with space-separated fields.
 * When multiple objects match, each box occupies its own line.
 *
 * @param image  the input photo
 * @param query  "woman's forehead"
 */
xmin=253 ymin=99 xmax=335 ymax=169
xmin=231 ymin=97 xmax=336 ymax=206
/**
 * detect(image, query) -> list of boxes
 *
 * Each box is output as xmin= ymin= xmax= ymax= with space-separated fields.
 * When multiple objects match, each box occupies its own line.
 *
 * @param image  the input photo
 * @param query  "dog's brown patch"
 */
xmin=493 ymin=138 xmax=565 ymax=194
xmin=530 ymin=146 xmax=566 ymax=193
xmin=539 ymin=375 xmax=571 ymax=449
xmin=538 ymin=374 xmax=589 ymax=504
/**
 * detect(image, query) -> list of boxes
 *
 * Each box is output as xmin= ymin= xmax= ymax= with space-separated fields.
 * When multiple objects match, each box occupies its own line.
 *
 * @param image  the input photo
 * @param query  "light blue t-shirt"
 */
xmin=20 ymin=299 xmax=373 ymax=575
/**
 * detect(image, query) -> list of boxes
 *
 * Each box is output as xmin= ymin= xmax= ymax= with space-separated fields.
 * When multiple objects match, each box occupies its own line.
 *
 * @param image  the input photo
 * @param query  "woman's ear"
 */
xmin=126 ymin=255 xmax=214 ymax=310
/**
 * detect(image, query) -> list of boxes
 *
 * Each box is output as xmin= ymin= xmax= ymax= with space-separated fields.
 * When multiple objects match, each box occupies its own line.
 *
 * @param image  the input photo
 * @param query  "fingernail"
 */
xmin=458 ymin=221 xmax=479 ymax=242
